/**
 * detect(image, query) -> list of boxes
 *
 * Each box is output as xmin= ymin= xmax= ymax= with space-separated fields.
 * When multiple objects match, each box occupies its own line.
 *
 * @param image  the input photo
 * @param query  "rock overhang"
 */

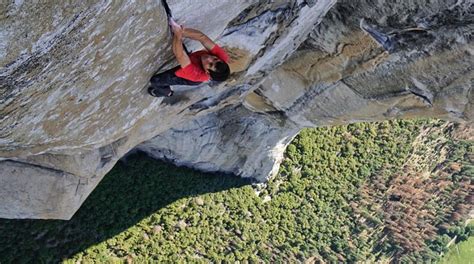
xmin=0 ymin=0 xmax=472 ymax=219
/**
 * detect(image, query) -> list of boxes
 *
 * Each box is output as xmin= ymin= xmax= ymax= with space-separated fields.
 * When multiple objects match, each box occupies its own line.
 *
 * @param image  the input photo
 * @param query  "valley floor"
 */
xmin=0 ymin=119 xmax=472 ymax=263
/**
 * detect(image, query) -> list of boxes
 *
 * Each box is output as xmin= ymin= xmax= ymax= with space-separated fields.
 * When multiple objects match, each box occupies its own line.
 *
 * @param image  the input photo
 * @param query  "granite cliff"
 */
xmin=1 ymin=0 xmax=472 ymax=219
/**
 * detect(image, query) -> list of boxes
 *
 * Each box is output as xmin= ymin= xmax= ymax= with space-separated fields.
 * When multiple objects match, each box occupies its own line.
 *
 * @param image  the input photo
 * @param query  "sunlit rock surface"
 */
xmin=1 ymin=0 xmax=472 ymax=219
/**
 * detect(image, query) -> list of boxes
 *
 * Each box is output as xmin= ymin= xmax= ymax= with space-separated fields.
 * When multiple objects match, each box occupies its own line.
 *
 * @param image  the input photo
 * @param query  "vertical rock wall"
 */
xmin=139 ymin=0 xmax=473 ymax=182
xmin=0 ymin=0 xmax=472 ymax=219
xmin=1 ymin=1 xmax=170 ymax=219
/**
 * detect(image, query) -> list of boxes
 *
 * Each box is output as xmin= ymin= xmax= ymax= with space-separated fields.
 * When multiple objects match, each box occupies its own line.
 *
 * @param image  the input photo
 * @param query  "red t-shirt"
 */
xmin=175 ymin=45 xmax=229 ymax=82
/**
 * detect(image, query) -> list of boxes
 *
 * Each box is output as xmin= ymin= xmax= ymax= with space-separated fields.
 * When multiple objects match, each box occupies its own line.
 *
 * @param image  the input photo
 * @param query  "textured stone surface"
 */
xmin=142 ymin=0 xmax=473 ymax=182
xmin=0 ymin=0 xmax=472 ymax=219
xmin=0 ymin=160 xmax=98 ymax=219
xmin=137 ymin=105 xmax=299 ymax=182
xmin=1 ymin=1 xmax=167 ymax=156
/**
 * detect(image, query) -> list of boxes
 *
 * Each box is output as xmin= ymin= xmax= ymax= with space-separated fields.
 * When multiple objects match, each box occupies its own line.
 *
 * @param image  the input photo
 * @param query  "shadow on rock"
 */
xmin=0 ymin=152 xmax=251 ymax=263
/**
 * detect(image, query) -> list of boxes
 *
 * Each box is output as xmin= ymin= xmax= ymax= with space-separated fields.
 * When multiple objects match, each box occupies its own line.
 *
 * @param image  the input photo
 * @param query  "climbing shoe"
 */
xmin=148 ymin=86 xmax=174 ymax=97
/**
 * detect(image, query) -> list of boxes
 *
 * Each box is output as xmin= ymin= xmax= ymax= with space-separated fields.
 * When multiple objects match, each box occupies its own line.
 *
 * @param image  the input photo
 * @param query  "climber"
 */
xmin=148 ymin=18 xmax=230 ymax=97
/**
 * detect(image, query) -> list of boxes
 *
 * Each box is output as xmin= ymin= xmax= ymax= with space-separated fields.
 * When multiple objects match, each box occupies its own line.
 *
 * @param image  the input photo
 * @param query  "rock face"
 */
xmin=1 ymin=0 xmax=472 ymax=219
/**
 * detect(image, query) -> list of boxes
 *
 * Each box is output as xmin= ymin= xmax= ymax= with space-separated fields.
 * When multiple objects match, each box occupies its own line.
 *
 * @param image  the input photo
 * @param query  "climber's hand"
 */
xmin=171 ymin=24 xmax=183 ymax=39
xmin=169 ymin=17 xmax=181 ymax=29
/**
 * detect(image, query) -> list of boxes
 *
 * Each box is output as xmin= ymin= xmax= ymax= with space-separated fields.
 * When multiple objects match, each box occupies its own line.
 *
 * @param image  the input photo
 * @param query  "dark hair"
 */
xmin=209 ymin=61 xmax=230 ymax=82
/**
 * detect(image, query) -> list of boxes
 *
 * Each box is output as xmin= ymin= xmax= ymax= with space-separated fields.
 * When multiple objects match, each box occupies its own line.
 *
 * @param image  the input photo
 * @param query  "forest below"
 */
xmin=0 ymin=119 xmax=472 ymax=263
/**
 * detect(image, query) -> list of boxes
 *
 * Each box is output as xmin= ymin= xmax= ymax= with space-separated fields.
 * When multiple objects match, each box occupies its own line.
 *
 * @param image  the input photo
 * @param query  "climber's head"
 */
xmin=201 ymin=54 xmax=230 ymax=82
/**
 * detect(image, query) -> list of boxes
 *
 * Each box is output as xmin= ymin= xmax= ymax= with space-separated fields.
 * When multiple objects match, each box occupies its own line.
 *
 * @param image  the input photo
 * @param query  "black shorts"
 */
xmin=149 ymin=66 xmax=201 ymax=97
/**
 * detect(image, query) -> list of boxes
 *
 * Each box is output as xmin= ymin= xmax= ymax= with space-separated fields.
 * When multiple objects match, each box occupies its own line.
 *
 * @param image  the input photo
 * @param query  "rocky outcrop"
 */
xmin=1 ymin=0 xmax=472 ymax=219
xmin=137 ymin=105 xmax=300 ymax=182
xmin=139 ymin=0 xmax=473 ymax=183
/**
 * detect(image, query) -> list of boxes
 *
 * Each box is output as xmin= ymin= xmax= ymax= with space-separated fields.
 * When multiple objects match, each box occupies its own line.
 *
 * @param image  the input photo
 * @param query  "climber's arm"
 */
xmin=172 ymin=25 xmax=191 ymax=68
xmin=182 ymin=28 xmax=216 ymax=51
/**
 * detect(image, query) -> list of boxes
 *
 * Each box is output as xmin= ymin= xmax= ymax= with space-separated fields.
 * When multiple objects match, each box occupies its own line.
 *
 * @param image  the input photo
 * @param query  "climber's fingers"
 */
xmin=169 ymin=17 xmax=181 ymax=29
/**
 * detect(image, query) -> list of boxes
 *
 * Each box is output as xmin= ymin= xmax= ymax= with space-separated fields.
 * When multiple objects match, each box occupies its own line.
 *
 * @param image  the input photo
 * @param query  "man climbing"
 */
xmin=148 ymin=18 xmax=230 ymax=98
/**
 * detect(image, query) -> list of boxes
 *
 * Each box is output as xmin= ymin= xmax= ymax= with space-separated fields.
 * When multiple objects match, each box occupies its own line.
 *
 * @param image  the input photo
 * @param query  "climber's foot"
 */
xmin=148 ymin=87 xmax=174 ymax=97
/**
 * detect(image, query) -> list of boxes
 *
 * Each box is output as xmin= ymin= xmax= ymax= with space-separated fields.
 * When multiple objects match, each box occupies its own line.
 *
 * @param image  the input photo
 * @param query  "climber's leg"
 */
xmin=148 ymin=66 xmax=201 ymax=97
